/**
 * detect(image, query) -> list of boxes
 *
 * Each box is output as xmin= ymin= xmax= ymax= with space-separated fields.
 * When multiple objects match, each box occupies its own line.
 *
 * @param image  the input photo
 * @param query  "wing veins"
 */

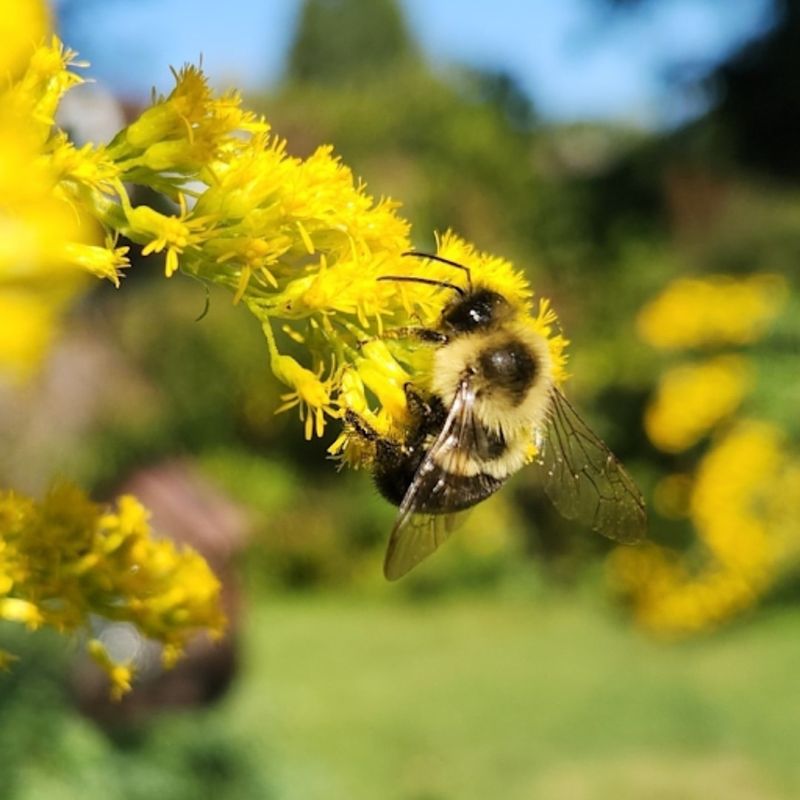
xmin=537 ymin=387 xmax=646 ymax=544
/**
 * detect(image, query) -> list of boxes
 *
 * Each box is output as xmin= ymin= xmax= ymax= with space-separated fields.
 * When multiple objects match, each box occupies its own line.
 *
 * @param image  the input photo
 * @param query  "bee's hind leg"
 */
xmin=344 ymin=409 xmax=404 ymax=466
xmin=344 ymin=409 xmax=380 ymax=442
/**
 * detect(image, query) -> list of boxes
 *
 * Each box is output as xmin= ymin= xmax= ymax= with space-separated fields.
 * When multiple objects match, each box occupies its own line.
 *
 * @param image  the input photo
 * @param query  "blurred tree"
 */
xmin=466 ymin=68 xmax=537 ymax=130
xmin=710 ymin=0 xmax=800 ymax=178
xmin=600 ymin=0 xmax=796 ymax=179
xmin=287 ymin=0 xmax=417 ymax=85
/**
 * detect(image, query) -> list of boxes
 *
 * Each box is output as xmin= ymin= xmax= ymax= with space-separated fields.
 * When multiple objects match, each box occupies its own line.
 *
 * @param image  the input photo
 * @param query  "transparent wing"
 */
xmin=384 ymin=379 xmax=492 ymax=580
xmin=383 ymin=512 xmax=466 ymax=581
xmin=535 ymin=387 xmax=646 ymax=544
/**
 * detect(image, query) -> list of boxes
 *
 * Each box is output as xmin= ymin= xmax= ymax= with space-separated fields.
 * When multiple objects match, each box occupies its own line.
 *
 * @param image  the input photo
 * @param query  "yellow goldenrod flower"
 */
xmin=267 ymin=328 xmax=339 ymax=439
xmin=48 ymin=134 xmax=123 ymax=196
xmin=637 ymin=274 xmax=787 ymax=350
xmin=7 ymin=37 xmax=86 ymax=140
xmin=0 ymin=485 xmax=225 ymax=698
xmin=62 ymin=240 xmax=129 ymax=286
xmin=111 ymin=64 xmax=267 ymax=173
xmin=125 ymin=194 xmax=214 ymax=277
xmin=122 ymin=65 xmax=213 ymax=150
xmin=88 ymin=639 xmax=134 ymax=701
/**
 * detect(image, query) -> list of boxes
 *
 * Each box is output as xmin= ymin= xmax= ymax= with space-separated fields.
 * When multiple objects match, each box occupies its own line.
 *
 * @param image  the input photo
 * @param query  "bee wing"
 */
xmin=535 ymin=386 xmax=646 ymax=544
xmin=384 ymin=380 xmax=483 ymax=580
xmin=383 ymin=512 xmax=466 ymax=581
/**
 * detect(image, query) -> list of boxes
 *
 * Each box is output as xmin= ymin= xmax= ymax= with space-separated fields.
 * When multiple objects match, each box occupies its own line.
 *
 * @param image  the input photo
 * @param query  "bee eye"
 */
xmin=479 ymin=341 xmax=537 ymax=399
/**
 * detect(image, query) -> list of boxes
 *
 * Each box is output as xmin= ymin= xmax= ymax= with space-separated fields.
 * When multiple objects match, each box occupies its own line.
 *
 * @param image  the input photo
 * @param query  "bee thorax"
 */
xmin=477 ymin=340 xmax=537 ymax=405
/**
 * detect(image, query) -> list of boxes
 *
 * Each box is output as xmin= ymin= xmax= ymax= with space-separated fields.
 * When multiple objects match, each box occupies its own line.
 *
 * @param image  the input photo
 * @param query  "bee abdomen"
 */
xmin=375 ymin=465 xmax=504 ymax=513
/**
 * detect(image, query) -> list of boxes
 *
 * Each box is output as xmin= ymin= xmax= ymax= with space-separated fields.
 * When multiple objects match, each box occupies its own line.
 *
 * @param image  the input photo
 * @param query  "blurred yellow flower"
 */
xmin=0 ymin=598 xmax=44 ymax=629
xmin=0 ymin=291 xmax=65 ymax=380
xmin=644 ymin=355 xmax=750 ymax=453
xmin=0 ymin=36 xmax=130 ymax=379
xmin=637 ymin=274 xmax=786 ymax=350
xmin=615 ymin=255 xmax=795 ymax=635
xmin=691 ymin=422 xmax=785 ymax=571
xmin=0 ymin=0 xmax=49 ymax=77
xmin=611 ymin=419 xmax=797 ymax=636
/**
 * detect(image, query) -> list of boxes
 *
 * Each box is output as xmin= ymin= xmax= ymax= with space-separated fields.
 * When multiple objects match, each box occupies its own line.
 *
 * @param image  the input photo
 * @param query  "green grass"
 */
xmin=3 ymin=592 xmax=800 ymax=799
xmin=222 ymin=592 xmax=800 ymax=800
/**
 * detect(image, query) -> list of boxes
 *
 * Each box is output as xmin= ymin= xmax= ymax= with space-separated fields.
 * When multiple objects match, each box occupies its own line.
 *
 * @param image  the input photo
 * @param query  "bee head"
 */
xmin=382 ymin=253 xmax=514 ymax=334
xmin=441 ymin=289 xmax=511 ymax=333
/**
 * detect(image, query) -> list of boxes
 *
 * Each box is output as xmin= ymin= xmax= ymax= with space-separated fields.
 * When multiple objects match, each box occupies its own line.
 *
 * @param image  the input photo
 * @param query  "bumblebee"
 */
xmin=346 ymin=252 xmax=646 ymax=580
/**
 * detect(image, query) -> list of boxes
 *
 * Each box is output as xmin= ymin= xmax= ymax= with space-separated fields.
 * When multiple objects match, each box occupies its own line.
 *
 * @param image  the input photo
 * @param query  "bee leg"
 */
xmin=344 ymin=409 xmax=379 ymax=442
xmin=357 ymin=327 xmax=449 ymax=348
xmin=403 ymin=382 xmax=433 ymax=419
xmin=344 ymin=409 xmax=403 ymax=464
xmin=392 ymin=327 xmax=449 ymax=344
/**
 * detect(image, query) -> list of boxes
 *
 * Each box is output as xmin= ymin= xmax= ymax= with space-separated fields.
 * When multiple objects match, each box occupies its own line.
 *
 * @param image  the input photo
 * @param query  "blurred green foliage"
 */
xmin=0 ymin=624 xmax=273 ymax=800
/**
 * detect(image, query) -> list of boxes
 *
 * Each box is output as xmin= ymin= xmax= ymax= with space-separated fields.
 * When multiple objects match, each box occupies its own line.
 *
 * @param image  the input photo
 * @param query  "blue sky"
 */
xmin=57 ymin=0 xmax=775 ymax=127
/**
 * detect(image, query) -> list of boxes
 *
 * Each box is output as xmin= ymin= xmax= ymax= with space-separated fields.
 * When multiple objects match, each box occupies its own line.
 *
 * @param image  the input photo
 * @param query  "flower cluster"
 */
xmin=611 ymin=423 xmax=798 ymax=634
xmin=92 ymin=59 xmax=568 ymax=451
xmin=0 ymin=485 xmax=224 ymax=696
xmin=610 ymin=272 xmax=796 ymax=636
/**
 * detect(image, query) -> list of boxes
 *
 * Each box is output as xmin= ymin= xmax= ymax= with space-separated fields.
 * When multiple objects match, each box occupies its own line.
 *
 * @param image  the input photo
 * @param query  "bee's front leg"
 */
xmin=357 ymin=327 xmax=449 ymax=349
xmin=403 ymin=382 xmax=433 ymax=419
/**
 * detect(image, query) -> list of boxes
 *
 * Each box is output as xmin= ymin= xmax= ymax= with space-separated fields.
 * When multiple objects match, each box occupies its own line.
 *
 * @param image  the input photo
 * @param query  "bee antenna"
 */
xmin=401 ymin=251 xmax=473 ymax=291
xmin=377 ymin=275 xmax=466 ymax=298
